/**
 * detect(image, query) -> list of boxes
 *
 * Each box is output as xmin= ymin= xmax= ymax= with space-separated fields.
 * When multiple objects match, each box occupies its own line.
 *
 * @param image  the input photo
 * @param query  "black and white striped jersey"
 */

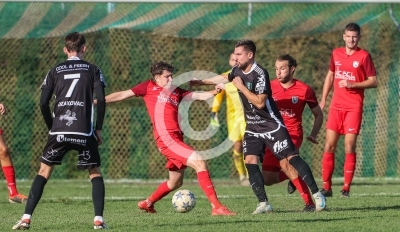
xmin=228 ymin=62 xmax=285 ymax=134
xmin=41 ymin=57 xmax=106 ymax=136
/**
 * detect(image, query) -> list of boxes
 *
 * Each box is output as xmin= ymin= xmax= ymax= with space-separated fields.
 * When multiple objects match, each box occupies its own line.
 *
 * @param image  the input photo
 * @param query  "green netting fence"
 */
xmin=0 ymin=2 xmax=399 ymax=180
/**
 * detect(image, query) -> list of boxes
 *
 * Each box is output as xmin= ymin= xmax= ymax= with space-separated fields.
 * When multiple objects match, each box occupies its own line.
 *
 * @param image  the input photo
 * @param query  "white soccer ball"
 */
xmin=171 ymin=189 xmax=196 ymax=213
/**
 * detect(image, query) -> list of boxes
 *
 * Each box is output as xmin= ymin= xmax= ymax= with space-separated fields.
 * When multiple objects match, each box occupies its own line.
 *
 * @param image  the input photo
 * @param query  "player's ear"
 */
xmin=81 ymin=45 xmax=87 ymax=53
xmin=291 ymin=66 xmax=296 ymax=74
xmin=63 ymin=47 xmax=68 ymax=55
xmin=247 ymin=52 xmax=254 ymax=59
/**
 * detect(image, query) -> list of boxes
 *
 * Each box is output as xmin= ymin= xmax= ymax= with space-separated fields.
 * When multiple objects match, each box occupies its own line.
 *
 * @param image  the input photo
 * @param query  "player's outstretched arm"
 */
xmin=189 ymin=83 xmax=225 ymax=101
xmin=105 ymin=89 xmax=135 ymax=103
xmin=307 ymin=105 xmax=323 ymax=144
xmin=319 ymin=70 xmax=334 ymax=110
xmin=190 ymin=73 xmax=229 ymax=87
xmin=0 ymin=103 xmax=5 ymax=115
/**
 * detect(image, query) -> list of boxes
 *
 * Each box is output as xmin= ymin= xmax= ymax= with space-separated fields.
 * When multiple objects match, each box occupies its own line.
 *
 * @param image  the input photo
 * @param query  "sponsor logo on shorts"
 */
xmin=273 ymin=139 xmax=288 ymax=154
xmin=56 ymin=134 xmax=87 ymax=145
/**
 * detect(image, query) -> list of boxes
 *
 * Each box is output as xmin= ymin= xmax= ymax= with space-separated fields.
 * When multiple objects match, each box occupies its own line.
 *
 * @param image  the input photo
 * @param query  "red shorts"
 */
xmin=156 ymin=131 xmax=194 ymax=171
xmin=262 ymin=137 xmax=302 ymax=172
xmin=326 ymin=109 xmax=362 ymax=135
xmin=0 ymin=128 xmax=2 ymax=135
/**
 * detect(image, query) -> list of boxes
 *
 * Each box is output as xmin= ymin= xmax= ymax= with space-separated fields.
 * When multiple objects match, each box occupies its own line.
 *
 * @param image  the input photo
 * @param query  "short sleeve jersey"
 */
xmin=329 ymin=47 xmax=376 ymax=112
xmin=270 ymin=78 xmax=318 ymax=138
xmin=228 ymin=62 xmax=285 ymax=133
xmin=41 ymin=57 xmax=106 ymax=136
xmin=131 ymin=80 xmax=191 ymax=139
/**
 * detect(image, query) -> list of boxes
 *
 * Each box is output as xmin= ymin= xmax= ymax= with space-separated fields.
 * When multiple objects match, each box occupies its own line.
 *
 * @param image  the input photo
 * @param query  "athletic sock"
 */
xmin=148 ymin=181 xmax=172 ymax=205
xmin=289 ymin=156 xmax=319 ymax=194
xmin=278 ymin=170 xmax=289 ymax=182
xmin=25 ymin=175 xmax=47 ymax=215
xmin=2 ymin=165 xmax=18 ymax=196
xmin=322 ymin=152 xmax=335 ymax=190
xmin=197 ymin=171 xmax=222 ymax=209
xmin=246 ymin=164 xmax=268 ymax=202
xmin=343 ymin=153 xmax=356 ymax=191
xmin=233 ymin=150 xmax=247 ymax=177
xmin=91 ymin=176 xmax=105 ymax=217
xmin=292 ymin=177 xmax=314 ymax=206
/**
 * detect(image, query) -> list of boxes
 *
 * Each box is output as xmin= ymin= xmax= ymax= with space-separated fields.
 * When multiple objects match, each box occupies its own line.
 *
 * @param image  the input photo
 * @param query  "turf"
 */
xmin=1 ymin=178 xmax=399 ymax=231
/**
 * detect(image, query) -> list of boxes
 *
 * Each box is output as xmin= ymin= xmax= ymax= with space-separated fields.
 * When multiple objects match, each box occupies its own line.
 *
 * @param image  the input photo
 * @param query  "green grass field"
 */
xmin=1 ymin=178 xmax=399 ymax=231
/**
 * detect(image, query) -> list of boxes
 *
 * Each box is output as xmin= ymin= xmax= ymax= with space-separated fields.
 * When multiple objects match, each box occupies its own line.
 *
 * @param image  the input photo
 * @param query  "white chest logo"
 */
xmin=353 ymin=61 xmax=359 ymax=68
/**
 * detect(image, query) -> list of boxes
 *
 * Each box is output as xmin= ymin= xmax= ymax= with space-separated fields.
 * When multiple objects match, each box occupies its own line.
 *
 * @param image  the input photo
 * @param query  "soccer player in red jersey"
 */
xmin=261 ymin=55 xmax=323 ymax=212
xmin=0 ymin=103 xmax=28 ymax=203
xmin=319 ymin=22 xmax=377 ymax=198
xmin=103 ymin=61 xmax=235 ymax=216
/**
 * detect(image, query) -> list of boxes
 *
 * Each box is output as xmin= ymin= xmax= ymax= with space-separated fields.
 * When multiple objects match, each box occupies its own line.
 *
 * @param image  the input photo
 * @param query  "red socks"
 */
xmin=148 ymin=181 xmax=172 ymax=205
xmin=343 ymin=153 xmax=356 ymax=191
xmin=197 ymin=171 xmax=222 ymax=209
xmin=321 ymin=152 xmax=335 ymax=190
xmin=2 ymin=166 xmax=18 ymax=196
xmin=292 ymin=177 xmax=314 ymax=206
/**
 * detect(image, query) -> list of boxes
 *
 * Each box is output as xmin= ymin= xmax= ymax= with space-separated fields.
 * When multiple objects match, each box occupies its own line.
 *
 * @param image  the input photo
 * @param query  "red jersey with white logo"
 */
xmin=131 ymin=80 xmax=191 ymax=139
xmin=329 ymin=47 xmax=376 ymax=112
xmin=271 ymin=78 xmax=318 ymax=138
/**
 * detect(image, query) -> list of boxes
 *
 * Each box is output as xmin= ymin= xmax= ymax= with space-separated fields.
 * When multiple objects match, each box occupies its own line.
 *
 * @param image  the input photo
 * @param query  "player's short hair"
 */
xmin=344 ymin=22 xmax=361 ymax=35
xmin=150 ymin=61 xmax=174 ymax=77
xmin=235 ymin=40 xmax=256 ymax=55
xmin=64 ymin=32 xmax=86 ymax=53
xmin=277 ymin=54 xmax=297 ymax=68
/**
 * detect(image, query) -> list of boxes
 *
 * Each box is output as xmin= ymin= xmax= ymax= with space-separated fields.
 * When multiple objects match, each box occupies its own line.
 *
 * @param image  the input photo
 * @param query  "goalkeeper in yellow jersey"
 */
xmin=211 ymin=53 xmax=248 ymax=185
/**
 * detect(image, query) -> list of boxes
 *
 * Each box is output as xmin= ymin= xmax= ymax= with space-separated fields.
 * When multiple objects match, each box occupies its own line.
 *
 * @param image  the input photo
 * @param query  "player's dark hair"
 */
xmin=344 ymin=22 xmax=361 ymax=35
xmin=235 ymin=40 xmax=256 ymax=55
xmin=277 ymin=54 xmax=297 ymax=68
xmin=64 ymin=32 xmax=86 ymax=53
xmin=150 ymin=61 xmax=174 ymax=77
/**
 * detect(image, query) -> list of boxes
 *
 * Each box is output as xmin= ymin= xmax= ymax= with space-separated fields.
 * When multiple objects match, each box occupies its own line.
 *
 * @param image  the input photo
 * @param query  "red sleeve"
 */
xmin=364 ymin=54 xmax=376 ymax=77
xmin=177 ymin=87 xmax=192 ymax=101
xmin=131 ymin=80 xmax=149 ymax=97
xmin=305 ymin=85 xmax=319 ymax=109
xmin=329 ymin=52 xmax=335 ymax=72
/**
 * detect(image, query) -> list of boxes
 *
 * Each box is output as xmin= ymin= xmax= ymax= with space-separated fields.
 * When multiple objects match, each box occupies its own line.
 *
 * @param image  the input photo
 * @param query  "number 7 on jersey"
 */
xmin=64 ymin=73 xmax=80 ymax=97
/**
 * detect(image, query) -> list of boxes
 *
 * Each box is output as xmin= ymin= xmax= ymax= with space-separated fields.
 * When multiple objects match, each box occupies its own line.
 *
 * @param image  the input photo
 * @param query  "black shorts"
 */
xmin=40 ymin=134 xmax=101 ymax=170
xmin=243 ymin=126 xmax=298 ymax=162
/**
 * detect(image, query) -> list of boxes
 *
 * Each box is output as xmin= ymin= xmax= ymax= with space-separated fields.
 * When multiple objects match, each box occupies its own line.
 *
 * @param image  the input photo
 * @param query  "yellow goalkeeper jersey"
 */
xmin=211 ymin=71 xmax=244 ymax=123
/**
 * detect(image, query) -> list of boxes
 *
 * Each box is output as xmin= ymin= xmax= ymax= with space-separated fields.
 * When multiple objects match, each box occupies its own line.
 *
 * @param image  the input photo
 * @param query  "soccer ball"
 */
xmin=171 ymin=189 xmax=196 ymax=213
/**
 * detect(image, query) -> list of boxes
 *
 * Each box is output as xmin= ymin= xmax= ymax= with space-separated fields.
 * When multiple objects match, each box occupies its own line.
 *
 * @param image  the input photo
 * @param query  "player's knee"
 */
xmin=0 ymin=145 xmax=9 ymax=159
xmin=324 ymin=143 xmax=336 ymax=153
xmin=187 ymin=159 xmax=207 ymax=172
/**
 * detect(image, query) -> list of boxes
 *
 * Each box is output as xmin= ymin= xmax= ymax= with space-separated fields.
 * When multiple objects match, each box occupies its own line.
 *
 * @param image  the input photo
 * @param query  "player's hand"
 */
xmin=306 ymin=135 xmax=318 ymax=144
xmin=232 ymin=77 xmax=245 ymax=91
xmin=215 ymin=83 xmax=225 ymax=93
xmin=0 ymin=103 xmax=5 ymax=115
xmin=95 ymin=130 xmax=103 ymax=146
xmin=338 ymin=79 xmax=353 ymax=88
xmin=319 ymin=99 xmax=326 ymax=110
xmin=93 ymin=99 xmax=97 ymax=105
xmin=210 ymin=112 xmax=220 ymax=128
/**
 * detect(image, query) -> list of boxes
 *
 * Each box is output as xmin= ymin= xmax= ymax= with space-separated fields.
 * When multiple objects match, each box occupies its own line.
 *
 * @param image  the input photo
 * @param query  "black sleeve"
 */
xmin=228 ymin=67 xmax=235 ymax=82
xmin=94 ymin=85 xmax=106 ymax=130
xmin=39 ymin=88 xmax=54 ymax=130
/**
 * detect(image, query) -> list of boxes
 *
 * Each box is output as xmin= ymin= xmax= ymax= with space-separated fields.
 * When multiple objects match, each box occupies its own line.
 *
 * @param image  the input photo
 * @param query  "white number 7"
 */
xmin=64 ymin=74 xmax=80 ymax=97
